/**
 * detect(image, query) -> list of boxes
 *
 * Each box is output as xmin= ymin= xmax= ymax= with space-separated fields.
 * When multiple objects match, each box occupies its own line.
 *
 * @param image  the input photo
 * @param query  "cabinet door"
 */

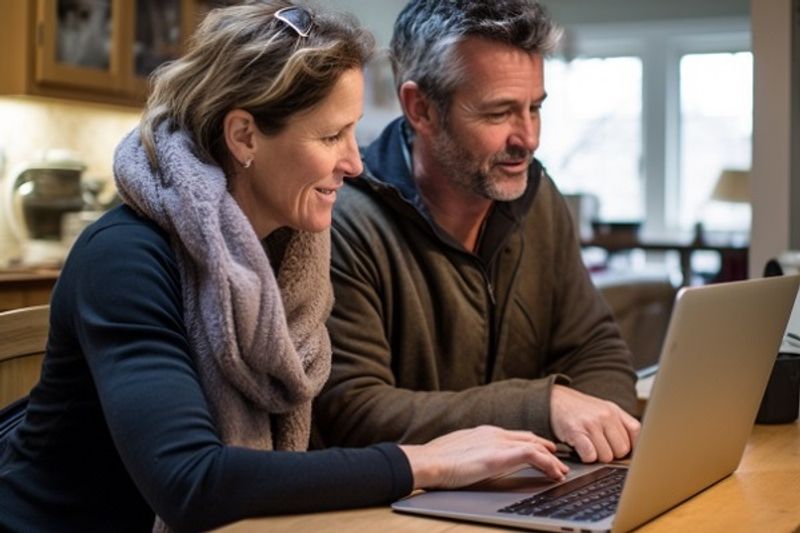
xmin=129 ymin=0 xmax=190 ymax=95
xmin=35 ymin=0 xmax=133 ymax=92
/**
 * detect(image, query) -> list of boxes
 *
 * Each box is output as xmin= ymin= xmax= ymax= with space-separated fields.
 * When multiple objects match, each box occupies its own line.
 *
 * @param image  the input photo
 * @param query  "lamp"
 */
xmin=697 ymin=168 xmax=751 ymax=245
xmin=710 ymin=169 xmax=750 ymax=204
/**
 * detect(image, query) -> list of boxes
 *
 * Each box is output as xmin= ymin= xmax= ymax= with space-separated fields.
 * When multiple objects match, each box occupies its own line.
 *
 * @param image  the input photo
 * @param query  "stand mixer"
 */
xmin=4 ymin=150 xmax=87 ymax=266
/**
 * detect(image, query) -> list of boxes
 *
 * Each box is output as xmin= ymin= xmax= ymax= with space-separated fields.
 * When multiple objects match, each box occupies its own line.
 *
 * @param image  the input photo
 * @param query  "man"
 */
xmin=314 ymin=0 xmax=640 ymax=464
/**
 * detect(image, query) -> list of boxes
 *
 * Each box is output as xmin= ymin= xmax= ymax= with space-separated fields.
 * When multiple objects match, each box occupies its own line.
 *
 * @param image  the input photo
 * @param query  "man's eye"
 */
xmin=487 ymin=111 xmax=508 ymax=121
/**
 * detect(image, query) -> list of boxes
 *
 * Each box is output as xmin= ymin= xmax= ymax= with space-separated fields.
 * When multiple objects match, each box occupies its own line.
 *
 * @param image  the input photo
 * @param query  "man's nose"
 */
xmin=510 ymin=113 xmax=539 ymax=153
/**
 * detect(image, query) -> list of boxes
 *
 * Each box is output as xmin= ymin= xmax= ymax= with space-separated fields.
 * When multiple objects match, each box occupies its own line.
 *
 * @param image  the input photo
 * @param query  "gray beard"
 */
xmin=431 ymin=128 xmax=530 ymax=202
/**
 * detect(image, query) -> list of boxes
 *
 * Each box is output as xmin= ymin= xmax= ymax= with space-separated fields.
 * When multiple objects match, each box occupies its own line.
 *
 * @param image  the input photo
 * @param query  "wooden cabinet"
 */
xmin=0 ymin=270 xmax=59 ymax=312
xmin=0 ymin=0 xmax=199 ymax=107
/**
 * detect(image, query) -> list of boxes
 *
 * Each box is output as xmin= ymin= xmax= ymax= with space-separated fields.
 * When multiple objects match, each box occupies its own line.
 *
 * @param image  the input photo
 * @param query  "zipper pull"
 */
xmin=486 ymin=280 xmax=496 ymax=306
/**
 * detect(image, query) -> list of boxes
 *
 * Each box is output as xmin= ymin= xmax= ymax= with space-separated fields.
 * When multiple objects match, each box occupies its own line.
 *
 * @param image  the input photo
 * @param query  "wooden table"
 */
xmin=584 ymin=238 xmax=749 ymax=286
xmin=218 ymin=420 xmax=800 ymax=533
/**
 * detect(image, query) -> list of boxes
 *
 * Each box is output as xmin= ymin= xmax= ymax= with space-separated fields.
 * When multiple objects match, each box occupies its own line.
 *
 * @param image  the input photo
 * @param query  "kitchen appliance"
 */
xmin=4 ymin=150 xmax=87 ymax=266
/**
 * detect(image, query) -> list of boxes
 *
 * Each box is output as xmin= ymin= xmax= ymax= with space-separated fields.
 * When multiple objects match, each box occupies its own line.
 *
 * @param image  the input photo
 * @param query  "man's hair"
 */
xmin=390 ymin=0 xmax=561 ymax=116
xmin=139 ymin=0 xmax=374 ymax=175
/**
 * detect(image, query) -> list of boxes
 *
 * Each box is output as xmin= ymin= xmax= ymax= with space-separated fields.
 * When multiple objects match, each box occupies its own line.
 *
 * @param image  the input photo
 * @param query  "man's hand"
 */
xmin=550 ymin=384 xmax=640 ymax=463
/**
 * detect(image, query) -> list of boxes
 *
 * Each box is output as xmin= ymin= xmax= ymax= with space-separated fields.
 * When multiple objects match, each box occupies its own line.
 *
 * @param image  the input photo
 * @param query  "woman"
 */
xmin=0 ymin=2 xmax=568 ymax=532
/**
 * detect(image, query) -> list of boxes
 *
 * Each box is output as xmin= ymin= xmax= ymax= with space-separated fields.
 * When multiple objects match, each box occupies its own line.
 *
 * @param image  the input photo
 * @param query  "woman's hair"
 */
xmin=139 ymin=0 xmax=374 ymax=174
xmin=390 ymin=0 xmax=561 ymax=120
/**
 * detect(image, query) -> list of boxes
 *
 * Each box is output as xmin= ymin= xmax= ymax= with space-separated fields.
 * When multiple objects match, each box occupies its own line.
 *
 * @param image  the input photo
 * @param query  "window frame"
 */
xmin=553 ymin=17 xmax=750 ymax=238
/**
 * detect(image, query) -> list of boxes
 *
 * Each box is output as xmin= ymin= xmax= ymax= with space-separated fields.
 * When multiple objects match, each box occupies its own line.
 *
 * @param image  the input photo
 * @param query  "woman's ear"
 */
xmin=223 ymin=109 xmax=257 ymax=168
xmin=399 ymin=81 xmax=441 ymax=137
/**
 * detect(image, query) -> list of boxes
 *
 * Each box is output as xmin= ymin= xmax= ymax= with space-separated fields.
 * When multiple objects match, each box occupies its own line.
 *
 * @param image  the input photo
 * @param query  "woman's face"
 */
xmin=236 ymin=68 xmax=364 ymax=237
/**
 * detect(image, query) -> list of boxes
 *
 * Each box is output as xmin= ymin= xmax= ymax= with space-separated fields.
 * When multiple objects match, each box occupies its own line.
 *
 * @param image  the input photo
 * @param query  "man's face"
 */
xmin=430 ymin=38 xmax=545 ymax=202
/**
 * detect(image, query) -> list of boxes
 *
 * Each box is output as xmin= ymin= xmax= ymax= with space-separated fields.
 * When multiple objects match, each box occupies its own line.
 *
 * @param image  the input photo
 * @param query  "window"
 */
xmin=679 ymin=51 xmax=753 ymax=233
xmin=539 ymin=56 xmax=643 ymax=222
xmin=542 ymin=19 xmax=751 ymax=238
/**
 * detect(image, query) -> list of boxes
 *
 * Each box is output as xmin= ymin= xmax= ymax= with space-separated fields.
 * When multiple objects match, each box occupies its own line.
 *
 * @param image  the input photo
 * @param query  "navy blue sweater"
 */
xmin=0 ymin=205 xmax=412 ymax=532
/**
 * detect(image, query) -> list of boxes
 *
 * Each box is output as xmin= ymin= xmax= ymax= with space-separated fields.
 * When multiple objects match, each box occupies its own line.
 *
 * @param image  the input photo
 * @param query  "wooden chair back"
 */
xmin=0 ymin=305 xmax=49 ymax=409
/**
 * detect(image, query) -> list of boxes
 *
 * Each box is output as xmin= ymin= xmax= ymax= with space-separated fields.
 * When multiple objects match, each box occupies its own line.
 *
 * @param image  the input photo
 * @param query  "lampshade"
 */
xmin=710 ymin=169 xmax=750 ymax=203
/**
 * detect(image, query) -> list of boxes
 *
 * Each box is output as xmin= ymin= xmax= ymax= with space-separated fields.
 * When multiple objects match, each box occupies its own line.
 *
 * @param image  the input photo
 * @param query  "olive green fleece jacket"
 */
xmin=313 ymin=118 xmax=637 ymax=447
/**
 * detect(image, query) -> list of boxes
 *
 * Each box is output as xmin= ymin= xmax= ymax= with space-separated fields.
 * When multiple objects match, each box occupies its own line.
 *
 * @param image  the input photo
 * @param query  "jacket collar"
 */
xmin=357 ymin=117 xmax=542 ymax=261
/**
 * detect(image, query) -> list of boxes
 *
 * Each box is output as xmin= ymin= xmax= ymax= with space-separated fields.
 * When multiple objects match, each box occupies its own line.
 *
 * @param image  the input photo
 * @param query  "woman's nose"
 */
xmin=339 ymin=135 xmax=363 ymax=177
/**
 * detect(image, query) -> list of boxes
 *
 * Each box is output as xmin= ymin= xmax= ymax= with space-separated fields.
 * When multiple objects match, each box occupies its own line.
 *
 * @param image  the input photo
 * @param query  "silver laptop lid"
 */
xmin=613 ymin=275 xmax=800 ymax=532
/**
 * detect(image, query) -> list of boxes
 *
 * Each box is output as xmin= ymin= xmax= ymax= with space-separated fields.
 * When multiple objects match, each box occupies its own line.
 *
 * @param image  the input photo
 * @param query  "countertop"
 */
xmin=0 ymin=267 xmax=60 ymax=283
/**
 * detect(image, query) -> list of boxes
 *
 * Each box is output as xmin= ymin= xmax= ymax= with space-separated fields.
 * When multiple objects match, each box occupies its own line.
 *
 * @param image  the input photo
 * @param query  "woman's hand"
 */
xmin=399 ymin=425 xmax=569 ymax=490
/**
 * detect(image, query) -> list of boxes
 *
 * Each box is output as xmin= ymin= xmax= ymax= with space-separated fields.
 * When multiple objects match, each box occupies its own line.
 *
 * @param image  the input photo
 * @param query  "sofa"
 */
xmin=594 ymin=273 xmax=677 ymax=371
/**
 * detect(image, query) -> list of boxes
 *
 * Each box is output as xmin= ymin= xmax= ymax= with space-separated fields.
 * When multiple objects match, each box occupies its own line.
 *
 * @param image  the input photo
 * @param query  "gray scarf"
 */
xmin=113 ymin=124 xmax=333 ymax=454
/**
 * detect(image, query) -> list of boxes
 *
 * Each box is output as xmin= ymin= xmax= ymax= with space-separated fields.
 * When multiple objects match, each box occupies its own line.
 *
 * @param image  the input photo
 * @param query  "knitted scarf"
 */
xmin=113 ymin=124 xmax=333 ymax=454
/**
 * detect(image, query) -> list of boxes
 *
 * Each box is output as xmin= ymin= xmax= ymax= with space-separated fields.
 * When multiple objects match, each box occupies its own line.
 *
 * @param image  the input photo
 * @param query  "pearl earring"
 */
xmin=242 ymin=156 xmax=253 ymax=169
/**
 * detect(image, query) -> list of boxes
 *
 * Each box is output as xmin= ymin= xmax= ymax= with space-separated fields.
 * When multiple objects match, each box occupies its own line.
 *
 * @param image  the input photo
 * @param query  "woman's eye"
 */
xmin=322 ymin=132 xmax=344 ymax=144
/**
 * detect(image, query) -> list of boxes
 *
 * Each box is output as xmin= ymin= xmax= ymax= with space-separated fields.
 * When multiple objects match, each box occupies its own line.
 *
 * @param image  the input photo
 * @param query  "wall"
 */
xmin=327 ymin=0 xmax=407 ymax=47
xmin=328 ymin=0 xmax=750 ymax=44
xmin=544 ymin=0 xmax=749 ymax=25
xmin=0 ymin=97 xmax=140 ymax=265
xmin=750 ymin=0 xmax=799 ymax=275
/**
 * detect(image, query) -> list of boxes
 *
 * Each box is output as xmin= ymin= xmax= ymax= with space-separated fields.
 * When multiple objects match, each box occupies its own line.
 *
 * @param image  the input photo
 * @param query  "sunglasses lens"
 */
xmin=276 ymin=7 xmax=312 ymax=37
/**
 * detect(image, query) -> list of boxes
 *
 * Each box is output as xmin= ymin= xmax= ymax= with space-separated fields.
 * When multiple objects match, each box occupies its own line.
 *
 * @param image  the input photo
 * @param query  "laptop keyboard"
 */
xmin=498 ymin=466 xmax=627 ymax=522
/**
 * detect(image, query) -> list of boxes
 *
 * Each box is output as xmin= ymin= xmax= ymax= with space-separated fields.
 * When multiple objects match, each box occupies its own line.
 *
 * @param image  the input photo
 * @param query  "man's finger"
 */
xmin=587 ymin=425 xmax=614 ymax=463
xmin=621 ymin=411 xmax=642 ymax=446
xmin=603 ymin=418 xmax=632 ymax=459
xmin=570 ymin=433 xmax=598 ymax=463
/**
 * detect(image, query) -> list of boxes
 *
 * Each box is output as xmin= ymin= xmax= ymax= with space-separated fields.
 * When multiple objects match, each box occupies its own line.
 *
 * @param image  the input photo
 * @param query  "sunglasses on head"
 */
xmin=274 ymin=6 xmax=313 ymax=38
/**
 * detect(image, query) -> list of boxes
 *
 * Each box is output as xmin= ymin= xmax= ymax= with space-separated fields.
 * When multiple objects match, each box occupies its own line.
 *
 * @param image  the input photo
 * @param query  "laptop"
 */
xmin=393 ymin=275 xmax=800 ymax=532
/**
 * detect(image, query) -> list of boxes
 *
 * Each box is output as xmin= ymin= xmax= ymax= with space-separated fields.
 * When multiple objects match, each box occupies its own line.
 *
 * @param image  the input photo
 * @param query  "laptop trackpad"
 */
xmin=468 ymin=462 xmax=607 ymax=493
